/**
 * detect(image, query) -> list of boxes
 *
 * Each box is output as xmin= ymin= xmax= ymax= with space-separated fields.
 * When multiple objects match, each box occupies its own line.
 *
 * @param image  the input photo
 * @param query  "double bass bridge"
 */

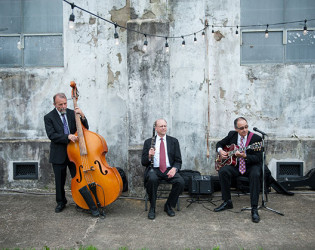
xmin=76 ymin=160 xmax=108 ymax=183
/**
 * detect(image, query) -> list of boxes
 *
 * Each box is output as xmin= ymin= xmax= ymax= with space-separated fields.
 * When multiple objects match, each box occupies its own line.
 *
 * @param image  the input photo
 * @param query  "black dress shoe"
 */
xmin=214 ymin=200 xmax=233 ymax=212
xmin=164 ymin=203 xmax=175 ymax=217
xmin=55 ymin=203 xmax=66 ymax=213
xmin=148 ymin=206 xmax=155 ymax=220
xmin=90 ymin=209 xmax=100 ymax=217
xmin=251 ymin=207 xmax=260 ymax=223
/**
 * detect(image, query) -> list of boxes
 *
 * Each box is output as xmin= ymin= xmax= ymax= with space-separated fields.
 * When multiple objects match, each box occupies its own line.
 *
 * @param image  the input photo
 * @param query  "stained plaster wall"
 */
xmin=0 ymin=0 xmax=314 ymax=195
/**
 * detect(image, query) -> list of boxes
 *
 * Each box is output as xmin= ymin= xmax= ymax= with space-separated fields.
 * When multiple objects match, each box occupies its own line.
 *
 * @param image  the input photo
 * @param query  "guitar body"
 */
xmin=215 ymin=142 xmax=262 ymax=171
xmin=215 ymin=144 xmax=238 ymax=171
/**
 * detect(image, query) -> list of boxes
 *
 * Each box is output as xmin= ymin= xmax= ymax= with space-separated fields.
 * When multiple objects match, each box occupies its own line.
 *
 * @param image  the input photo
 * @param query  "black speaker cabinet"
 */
xmin=189 ymin=175 xmax=213 ymax=195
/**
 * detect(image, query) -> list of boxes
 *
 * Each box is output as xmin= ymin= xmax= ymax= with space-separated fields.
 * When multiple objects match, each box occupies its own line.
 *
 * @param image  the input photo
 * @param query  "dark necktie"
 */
xmin=239 ymin=136 xmax=246 ymax=174
xmin=61 ymin=114 xmax=70 ymax=135
xmin=159 ymin=138 xmax=167 ymax=173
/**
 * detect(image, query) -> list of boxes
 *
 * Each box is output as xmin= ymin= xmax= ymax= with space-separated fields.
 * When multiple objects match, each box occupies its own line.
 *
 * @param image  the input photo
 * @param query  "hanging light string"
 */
xmin=212 ymin=19 xmax=315 ymax=29
xmin=64 ymin=0 xmax=315 ymax=43
xmin=63 ymin=0 xmax=207 ymax=40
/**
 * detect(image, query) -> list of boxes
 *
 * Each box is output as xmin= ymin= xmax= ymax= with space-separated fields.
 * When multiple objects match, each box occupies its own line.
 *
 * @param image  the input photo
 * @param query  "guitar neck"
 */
xmin=228 ymin=145 xmax=251 ymax=156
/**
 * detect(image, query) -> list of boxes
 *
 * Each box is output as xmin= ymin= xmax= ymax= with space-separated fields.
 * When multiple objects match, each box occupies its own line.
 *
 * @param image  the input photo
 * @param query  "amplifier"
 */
xmin=189 ymin=175 xmax=213 ymax=195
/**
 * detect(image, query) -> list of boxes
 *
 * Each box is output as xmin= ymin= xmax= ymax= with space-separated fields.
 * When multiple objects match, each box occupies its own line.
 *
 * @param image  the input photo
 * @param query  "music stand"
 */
xmin=241 ymin=132 xmax=284 ymax=216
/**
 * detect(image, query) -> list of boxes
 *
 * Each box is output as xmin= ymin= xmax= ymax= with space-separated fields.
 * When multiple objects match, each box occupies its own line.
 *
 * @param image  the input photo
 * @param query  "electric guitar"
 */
xmin=215 ymin=142 xmax=262 ymax=171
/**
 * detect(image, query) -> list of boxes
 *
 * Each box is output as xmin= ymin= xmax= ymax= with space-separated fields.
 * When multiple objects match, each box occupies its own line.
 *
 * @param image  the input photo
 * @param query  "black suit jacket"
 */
xmin=216 ymin=131 xmax=262 ymax=166
xmin=141 ymin=135 xmax=182 ymax=178
xmin=44 ymin=108 xmax=89 ymax=164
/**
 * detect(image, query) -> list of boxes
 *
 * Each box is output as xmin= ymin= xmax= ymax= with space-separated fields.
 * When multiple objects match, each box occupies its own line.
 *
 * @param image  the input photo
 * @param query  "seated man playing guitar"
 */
xmin=214 ymin=117 xmax=262 ymax=223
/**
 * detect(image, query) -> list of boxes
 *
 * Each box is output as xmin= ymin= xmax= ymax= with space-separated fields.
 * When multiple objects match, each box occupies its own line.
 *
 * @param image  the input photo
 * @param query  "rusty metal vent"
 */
xmin=13 ymin=162 xmax=38 ymax=180
xmin=276 ymin=162 xmax=303 ymax=180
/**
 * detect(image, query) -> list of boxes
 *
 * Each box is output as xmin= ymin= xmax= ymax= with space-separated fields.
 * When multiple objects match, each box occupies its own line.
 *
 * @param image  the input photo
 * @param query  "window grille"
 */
xmin=13 ymin=162 xmax=38 ymax=180
xmin=276 ymin=161 xmax=303 ymax=180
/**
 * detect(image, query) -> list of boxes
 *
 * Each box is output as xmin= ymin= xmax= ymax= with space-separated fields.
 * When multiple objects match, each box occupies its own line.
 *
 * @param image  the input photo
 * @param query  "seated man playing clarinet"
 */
xmin=141 ymin=119 xmax=185 ymax=220
xmin=214 ymin=117 xmax=262 ymax=223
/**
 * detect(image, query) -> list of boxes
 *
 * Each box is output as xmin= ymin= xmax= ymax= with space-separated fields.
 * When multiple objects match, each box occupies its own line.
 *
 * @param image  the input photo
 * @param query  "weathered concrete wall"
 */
xmin=0 ymin=140 xmax=52 ymax=189
xmin=127 ymin=146 xmax=145 ymax=197
xmin=0 ymin=0 xmax=314 ymax=196
xmin=127 ymin=20 xmax=170 ymax=145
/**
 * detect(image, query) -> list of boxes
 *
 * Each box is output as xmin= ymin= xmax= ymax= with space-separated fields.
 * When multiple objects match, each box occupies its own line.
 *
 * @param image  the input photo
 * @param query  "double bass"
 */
xmin=67 ymin=81 xmax=123 ymax=215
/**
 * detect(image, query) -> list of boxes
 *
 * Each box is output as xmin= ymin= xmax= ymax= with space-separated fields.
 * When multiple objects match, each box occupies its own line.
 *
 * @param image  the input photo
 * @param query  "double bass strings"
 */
xmin=81 ymin=155 xmax=94 ymax=185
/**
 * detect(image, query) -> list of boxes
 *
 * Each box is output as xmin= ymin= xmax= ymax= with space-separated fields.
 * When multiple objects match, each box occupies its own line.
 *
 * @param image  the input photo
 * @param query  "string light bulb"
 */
xmin=114 ymin=24 xmax=119 ymax=45
xmin=181 ymin=36 xmax=185 ymax=47
xmin=194 ymin=33 xmax=197 ymax=43
xmin=63 ymin=1 xmax=315 ymax=49
xmin=265 ymin=24 xmax=269 ymax=38
xmin=165 ymin=37 xmax=169 ymax=53
xmin=143 ymin=34 xmax=148 ymax=51
xmin=68 ymin=3 xmax=75 ymax=29
xmin=303 ymin=19 xmax=308 ymax=35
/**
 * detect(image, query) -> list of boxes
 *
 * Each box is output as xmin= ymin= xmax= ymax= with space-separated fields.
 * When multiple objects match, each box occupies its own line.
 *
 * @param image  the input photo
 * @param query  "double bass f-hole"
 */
xmin=76 ymin=160 xmax=109 ymax=183
xmin=94 ymin=160 xmax=109 ymax=175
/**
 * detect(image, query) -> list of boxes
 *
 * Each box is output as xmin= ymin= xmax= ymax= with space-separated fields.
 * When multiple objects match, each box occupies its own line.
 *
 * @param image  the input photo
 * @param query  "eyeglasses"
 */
xmin=157 ymin=125 xmax=167 ymax=128
xmin=237 ymin=125 xmax=248 ymax=130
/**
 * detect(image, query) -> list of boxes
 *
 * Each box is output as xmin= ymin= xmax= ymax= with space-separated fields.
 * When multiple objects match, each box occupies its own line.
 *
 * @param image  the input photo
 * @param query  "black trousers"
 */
xmin=218 ymin=163 xmax=262 ymax=207
xmin=145 ymin=168 xmax=184 ymax=208
xmin=52 ymin=159 xmax=76 ymax=205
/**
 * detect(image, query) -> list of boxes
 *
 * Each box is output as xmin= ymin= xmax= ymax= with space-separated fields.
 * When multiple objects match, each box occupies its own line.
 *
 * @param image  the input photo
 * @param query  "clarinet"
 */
xmin=150 ymin=122 xmax=156 ymax=170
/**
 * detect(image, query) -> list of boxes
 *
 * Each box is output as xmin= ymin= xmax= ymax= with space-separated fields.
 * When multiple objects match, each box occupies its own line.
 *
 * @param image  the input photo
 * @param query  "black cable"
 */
xmin=63 ymin=0 xmax=315 ymax=42
xmin=63 ymin=0 xmax=206 ymax=40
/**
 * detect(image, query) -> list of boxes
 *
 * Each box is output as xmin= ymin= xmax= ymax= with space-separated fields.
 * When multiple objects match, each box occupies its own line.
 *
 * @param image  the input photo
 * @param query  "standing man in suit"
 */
xmin=44 ymin=93 xmax=88 ymax=213
xmin=141 ymin=119 xmax=185 ymax=220
xmin=215 ymin=117 xmax=262 ymax=223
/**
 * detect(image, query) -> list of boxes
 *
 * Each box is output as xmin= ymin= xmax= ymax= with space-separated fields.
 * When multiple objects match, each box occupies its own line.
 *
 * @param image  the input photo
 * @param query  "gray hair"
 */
xmin=53 ymin=93 xmax=67 ymax=104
